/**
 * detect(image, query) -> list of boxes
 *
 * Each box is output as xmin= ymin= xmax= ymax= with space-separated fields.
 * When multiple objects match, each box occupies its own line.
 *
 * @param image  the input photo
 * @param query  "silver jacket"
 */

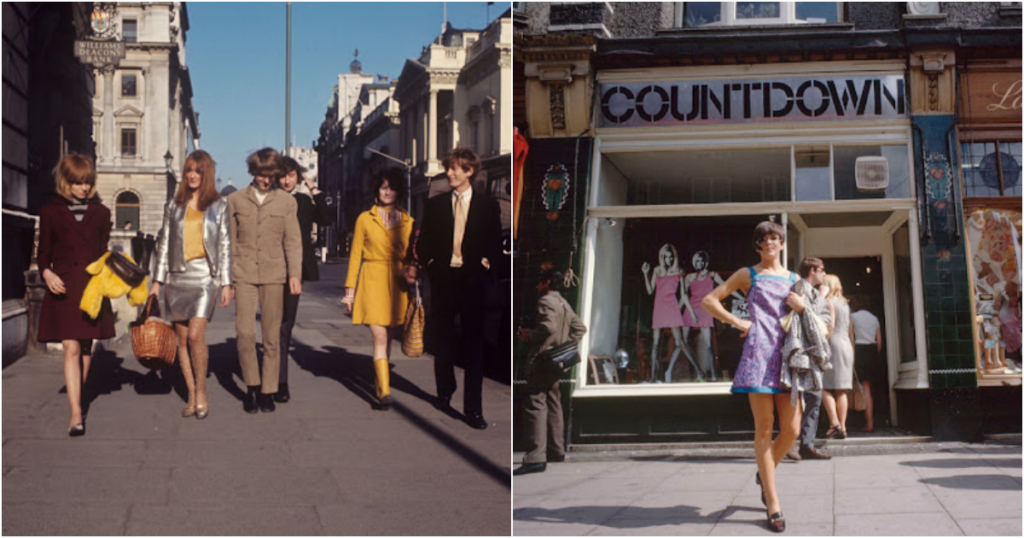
xmin=153 ymin=198 xmax=232 ymax=287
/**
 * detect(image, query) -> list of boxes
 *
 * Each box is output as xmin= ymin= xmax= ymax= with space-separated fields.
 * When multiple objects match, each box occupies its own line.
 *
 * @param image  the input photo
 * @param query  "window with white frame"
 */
xmin=679 ymin=2 xmax=842 ymax=27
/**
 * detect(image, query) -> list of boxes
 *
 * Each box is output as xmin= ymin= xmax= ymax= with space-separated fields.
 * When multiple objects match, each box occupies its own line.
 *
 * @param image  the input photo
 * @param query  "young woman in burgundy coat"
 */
xmin=37 ymin=153 xmax=115 ymax=437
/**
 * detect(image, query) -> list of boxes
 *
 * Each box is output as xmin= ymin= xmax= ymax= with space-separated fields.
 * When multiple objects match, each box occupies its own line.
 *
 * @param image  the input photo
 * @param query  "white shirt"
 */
xmin=254 ymin=189 xmax=268 ymax=205
xmin=850 ymin=309 xmax=881 ymax=345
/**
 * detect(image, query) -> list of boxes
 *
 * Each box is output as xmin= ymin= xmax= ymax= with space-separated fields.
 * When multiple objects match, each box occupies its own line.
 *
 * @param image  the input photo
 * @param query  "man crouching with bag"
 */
xmin=514 ymin=269 xmax=587 ymax=476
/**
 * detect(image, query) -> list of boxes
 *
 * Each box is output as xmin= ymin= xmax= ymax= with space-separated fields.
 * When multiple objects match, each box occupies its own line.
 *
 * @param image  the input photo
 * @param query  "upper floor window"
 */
xmin=680 ymin=2 xmax=841 ymax=27
xmin=121 ymin=128 xmax=137 ymax=156
xmin=961 ymin=141 xmax=1023 ymax=198
xmin=121 ymin=74 xmax=136 ymax=97
xmin=123 ymin=19 xmax=137 ymax=43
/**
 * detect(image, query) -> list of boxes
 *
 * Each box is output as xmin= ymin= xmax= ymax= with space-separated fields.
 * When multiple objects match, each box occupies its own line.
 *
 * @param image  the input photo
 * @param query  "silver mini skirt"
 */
xmin=163 ymin=257 xmax=218 ymax=322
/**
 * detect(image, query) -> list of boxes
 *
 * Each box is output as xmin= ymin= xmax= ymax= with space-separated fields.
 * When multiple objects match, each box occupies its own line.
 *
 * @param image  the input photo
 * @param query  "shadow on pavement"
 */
xmin=917 ymin=474 xmax=1023 ymax=490
xmin=514 ymin=504 xmax=749 ymax=528
xmin=290 ymin=338 xmax=511 ymax=490
xmin=72 ymin=345 xmax=176 ymax=416
xmin=207 ymin=338 xmax=246 ymax=402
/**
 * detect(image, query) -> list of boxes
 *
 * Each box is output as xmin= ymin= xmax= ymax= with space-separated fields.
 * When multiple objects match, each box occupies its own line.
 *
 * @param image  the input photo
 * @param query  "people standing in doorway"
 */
xmin=37 ymin=153 xmax=115 ymax=437
xmin=784 ymin=257 xmax=833 ymax=462
xmin=513 ymin=269 xmax=587 ymax=476
xmin=226 ymin=148 xmax=302 ymax=414
xmin=640 ymin=244 xmax=698 ymax=382
xmin=409 ymin=147 xmax=502 ymax=430
xmin=343 ymin=168 xmax=414 ymax=411
xmin=276 ymin=156 xmax=334 ymax=403
xmin=821 ymin=274 xmax=854 ymax=439
xmin=702 ymin=220 xmax=802 ymax=533
xmin=850 ymin=296 xmax=883 ymax=432
xmin=151 ymin=150 xmax=234 ymax=420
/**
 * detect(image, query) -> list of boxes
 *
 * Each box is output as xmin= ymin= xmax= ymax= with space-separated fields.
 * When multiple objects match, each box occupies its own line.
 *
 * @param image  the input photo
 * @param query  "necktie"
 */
xmin=452 ymin=193 xmax=467 ymax=267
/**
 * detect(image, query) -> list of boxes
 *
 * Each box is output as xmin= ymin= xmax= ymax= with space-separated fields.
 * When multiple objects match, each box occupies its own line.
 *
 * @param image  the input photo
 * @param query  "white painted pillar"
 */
xmin=428 ymin=89 xmax=438 ymax=164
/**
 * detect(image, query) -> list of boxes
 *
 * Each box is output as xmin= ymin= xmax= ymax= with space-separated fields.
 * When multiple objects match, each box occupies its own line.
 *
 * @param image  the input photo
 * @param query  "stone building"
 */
xmin=514 ymin=2 xmax=1021 ymax=447
xmin=2 ymin=3 xmax=97 ymax=362
xmin=91 ymin=2 xmax=199 ymax=239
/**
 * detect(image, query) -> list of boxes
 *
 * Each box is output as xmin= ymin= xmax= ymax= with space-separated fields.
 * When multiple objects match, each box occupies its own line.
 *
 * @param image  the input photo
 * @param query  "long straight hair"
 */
xmin=174 ymin=150 xmax=220 ymax=211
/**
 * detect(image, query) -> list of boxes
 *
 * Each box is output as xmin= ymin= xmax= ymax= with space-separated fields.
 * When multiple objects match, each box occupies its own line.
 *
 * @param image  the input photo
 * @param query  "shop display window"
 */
xmin=833 ymin=145 xmax=912 ymax=200
xmin=966 ymin=209 xmax=1023 ymax=377
xmin=961 ymin=141 xmax=1023 ymax=198
xmin=586 ymin=214 xmax=773 ymax=385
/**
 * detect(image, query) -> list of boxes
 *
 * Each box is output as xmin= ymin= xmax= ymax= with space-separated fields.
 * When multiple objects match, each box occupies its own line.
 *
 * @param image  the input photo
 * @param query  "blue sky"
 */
xmin=186 ymin=1 xmax=502 ymax=188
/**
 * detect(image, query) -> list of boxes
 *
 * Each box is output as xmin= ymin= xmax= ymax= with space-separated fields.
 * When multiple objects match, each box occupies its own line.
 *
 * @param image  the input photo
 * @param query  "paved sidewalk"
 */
xmin=2 ymin=263 xmax=511 ymax=536
xmin=513 ymin=443 xmax=1022 ymax=536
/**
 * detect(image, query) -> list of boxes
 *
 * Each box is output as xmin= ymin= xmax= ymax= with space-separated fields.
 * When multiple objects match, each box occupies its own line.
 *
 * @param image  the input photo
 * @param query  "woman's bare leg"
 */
xmin=861 ymin=381 xmax=874 ymax=431
xmin=822 ymin=390 xmax=839 ymax=430
xmin=176 ymin=323 xmax=195 ymax=415
xmin=80 ymin=339 xmax=93 ymax=385
xmin=188 ymin=318 xmax=209 ymax=411
xmin=836 ymin=390 xmax=849 ymax=432
xmin=750 ymin=393 xmax=800 ymax=516
xmin=63 ymin=339 xmax=83 ymax=428
xmin=773 ymin=392 xmax=803 ymax=467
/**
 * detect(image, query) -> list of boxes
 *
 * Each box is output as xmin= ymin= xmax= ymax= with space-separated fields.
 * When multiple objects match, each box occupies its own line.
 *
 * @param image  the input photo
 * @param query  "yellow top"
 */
xmin=184 ymin=206 xmax=207 ymax=262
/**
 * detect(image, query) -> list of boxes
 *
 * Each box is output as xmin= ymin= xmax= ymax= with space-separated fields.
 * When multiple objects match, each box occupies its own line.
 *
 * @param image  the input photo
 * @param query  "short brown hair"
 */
xmin=798 ymin=257 xmax=823 ymax=278
xmin=246 ymin=147 xmax=283 ymax=179
xmin=279 ymin=155 xmax=306 ymax=180
xmin=54 ymin=152 xmax=97 ymax=201
xmin=442 ymin=147 xmax=481 ymax=180
xmin=752 ymin=220 xmax=785 ymax=251
xmin=175 ymin=150 xmax=221 ymax=211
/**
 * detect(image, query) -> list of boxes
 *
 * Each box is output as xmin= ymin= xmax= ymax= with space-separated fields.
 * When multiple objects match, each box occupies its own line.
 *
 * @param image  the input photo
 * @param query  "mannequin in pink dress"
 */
xmin=682 ymin=251 xmax=742 ymax=381
xmin=641 ymin=244 xmax=699 ymax=383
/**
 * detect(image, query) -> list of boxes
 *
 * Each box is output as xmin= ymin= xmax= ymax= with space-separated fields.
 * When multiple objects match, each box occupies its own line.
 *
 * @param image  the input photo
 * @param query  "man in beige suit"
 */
xmin=514 ymin=269 xmax=587 ymax=476
xmin=227 ymin=148 xmax=302 ymax=414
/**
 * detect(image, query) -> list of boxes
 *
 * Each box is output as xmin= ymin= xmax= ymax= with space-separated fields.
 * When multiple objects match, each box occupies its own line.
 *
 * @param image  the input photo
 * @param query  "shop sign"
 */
xmin=599 ymin=75 xmax=906 ymax=128
xmin=960 ymin=71 xmax=1022 ymax=123
xmin=74 ymin=40 xmax=126 ymax=68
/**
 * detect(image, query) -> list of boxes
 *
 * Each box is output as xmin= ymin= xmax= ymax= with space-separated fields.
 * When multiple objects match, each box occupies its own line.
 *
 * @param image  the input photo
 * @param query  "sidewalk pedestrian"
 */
xmin=409 ymin=147 xmax=502 ymax=430
xmin=37 ymin=153 xmax=115 ymax=437
xmin=276 ymin=156 xmax=334 ymax=403
xmin=701 ymin=220 xmax=800 ymax=533
xmin=151 ymin=150 xmax=234 ymax=420
xmin=784 ymin=257 xmax=833 ymax=462
xmin=822 ymin=274 xmax=854 ymax=440
xmin=513 ymin=269 xmax=586 ymax=476
xmin=342 ymin=168 xmax=414 ymax=411
xmin=851 ymin=296 xmax=883 ymax=432
xmin=227 ymin=148 xmax=302 ymax=414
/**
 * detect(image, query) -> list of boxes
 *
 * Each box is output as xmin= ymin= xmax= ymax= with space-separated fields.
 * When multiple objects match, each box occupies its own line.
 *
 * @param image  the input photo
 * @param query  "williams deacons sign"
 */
xmin=599 ymin=75 xmax=907 ymax=127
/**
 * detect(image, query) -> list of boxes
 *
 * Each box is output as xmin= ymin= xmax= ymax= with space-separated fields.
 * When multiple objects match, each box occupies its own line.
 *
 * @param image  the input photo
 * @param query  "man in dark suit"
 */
xmin=409 ymin=147 xmax=502 ymax=430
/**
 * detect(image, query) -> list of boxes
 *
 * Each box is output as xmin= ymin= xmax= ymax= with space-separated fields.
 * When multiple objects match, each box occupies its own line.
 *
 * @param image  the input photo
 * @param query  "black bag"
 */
xmin=537 ymin=340 xmax=580 ymax=372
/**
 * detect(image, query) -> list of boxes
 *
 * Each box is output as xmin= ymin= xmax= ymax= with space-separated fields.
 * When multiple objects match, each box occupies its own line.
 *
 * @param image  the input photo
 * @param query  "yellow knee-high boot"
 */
xmin=374 ymin=358 xmax=393 ymax=410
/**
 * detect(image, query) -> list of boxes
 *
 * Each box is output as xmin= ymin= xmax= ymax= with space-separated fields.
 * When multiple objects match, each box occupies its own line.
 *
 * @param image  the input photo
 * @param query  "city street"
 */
xmin=513 ymin=443 xmax=1022 ymax=536
xmin=2 ymin=263 xmax=511 ymax=536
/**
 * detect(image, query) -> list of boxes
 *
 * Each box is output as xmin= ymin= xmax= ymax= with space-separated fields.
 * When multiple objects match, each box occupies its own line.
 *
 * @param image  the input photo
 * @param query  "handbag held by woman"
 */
xmin=402 ymin=282 xmax=425 ymax=357
xmin=852 ymin=371 xmax=867 ymax=412
xmin=130 ymin=295 xmax=177 ymax=370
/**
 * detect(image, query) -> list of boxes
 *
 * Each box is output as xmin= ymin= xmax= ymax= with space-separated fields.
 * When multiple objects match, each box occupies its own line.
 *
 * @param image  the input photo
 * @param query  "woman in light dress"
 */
xmin=821 ymin=274 xmax=853 ymax=439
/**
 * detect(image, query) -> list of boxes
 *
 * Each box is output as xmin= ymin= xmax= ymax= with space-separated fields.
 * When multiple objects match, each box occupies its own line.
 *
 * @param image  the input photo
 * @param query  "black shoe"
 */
xmin=379 ymin=394 xmax=393 ymax=411
xmin=258 ymin=393 xmax=276 ymax=413
xmin=548 ymin=454 xmax=566 ymax=463
xmin=799 ymin=446 xmax=832 ymax=460
xmin=466 ymin=413 xmax=488 ymax=430
xmin=273 ymin=383 xmax=290 ymax=403
xmin=513 ymin=462 xmax=546 ymax=476
xmin=767 ymin=511 xmax=786 ymax=533
xmin=243 ymin=386 xmax=259 ymax=414
xmin=68 ymin=423 xmax=85 ymax=437
xmin=434 ymin=394 xmax=452 ymax=413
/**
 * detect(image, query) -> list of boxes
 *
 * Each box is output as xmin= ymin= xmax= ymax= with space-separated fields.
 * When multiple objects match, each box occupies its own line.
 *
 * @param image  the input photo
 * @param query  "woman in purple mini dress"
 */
xmin=641 ymin=244 xmax=699 ymax=383
xmin=701 ymin=221 xmax=803 ymax=533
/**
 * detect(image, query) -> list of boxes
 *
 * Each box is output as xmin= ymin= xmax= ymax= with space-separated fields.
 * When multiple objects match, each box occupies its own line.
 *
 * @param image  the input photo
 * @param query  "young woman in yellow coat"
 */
xmin=342 ymin=168 xmax=414 ymax=410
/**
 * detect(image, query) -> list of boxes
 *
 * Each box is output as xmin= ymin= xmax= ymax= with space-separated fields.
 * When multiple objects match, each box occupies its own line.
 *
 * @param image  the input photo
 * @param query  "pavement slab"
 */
xmin=2 ymin=262 xmax=510 ymax=536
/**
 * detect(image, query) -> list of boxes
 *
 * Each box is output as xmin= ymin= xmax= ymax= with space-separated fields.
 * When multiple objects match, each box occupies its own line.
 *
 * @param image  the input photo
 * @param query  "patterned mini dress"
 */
xmin=731 ymin=267 xmax=796 ymax=394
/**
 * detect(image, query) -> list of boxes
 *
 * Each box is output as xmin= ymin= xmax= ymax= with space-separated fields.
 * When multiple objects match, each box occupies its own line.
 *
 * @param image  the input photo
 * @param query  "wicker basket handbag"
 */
xmin=130 ymin=295 xmax=177 ymax=369
xmin=402 ymin=282 xmax=425 ymax=358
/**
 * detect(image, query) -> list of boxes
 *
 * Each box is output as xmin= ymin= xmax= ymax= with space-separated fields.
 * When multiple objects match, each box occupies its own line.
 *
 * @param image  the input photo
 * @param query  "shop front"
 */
xmin=570 ymin=62 xmax=931 ymax=442
xmin=954 ymin=55 xmax=1022 ymax=433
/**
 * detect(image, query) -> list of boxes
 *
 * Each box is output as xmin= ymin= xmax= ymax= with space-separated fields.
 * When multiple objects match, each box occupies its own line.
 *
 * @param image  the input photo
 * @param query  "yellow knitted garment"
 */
xmin=184 ymin=206 xmax=207 ymax=262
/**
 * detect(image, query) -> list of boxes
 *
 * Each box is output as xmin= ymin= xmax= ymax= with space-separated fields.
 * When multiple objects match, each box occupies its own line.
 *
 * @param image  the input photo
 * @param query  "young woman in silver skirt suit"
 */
xmin=150 ymin=150 xmax=233 ymax=419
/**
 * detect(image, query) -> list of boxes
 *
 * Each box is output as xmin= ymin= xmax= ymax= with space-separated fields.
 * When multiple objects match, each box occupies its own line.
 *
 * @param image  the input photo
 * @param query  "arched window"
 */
xmin=115 ymin=191 xmax=140 ymax=230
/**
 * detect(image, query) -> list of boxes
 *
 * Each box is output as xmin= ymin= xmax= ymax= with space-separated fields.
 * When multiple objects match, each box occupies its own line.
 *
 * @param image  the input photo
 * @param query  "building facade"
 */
xmin=514 ymin=2 xmax=1021 ymax=447
xmin=90 ymin=2 xmax=199 ymax=243
xmin=2 ymin=3 xmax=97 ymax=362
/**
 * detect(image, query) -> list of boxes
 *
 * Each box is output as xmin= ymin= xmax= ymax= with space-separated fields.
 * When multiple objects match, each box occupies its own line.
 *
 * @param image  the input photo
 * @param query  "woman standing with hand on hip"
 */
xmin=37 ymin=153 xmax=115 ymax=437
xmin=151 ymin=150 xmax=233 ymax=420
xmin=702 ymin=221 xmax=803 ymax=533
xmin=342 ymin=168 xmax=414 ymax=410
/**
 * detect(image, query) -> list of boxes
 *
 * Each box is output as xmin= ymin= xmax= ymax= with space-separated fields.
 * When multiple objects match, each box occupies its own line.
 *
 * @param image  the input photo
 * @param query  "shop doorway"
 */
xmin=789 ymin=210 xmax=922 ymax=431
